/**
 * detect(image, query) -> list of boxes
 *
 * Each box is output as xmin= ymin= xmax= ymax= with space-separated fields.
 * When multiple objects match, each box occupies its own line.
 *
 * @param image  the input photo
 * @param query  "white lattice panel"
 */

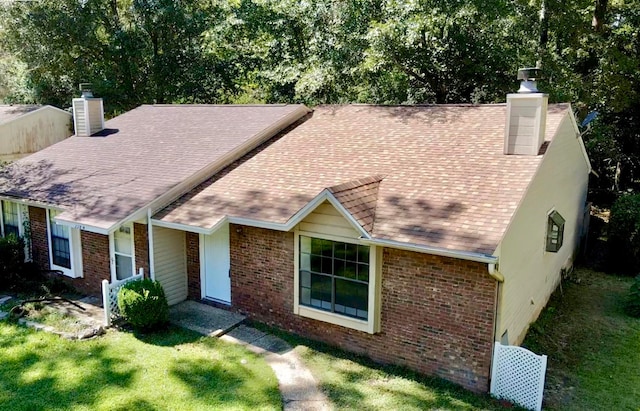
xmin=490 ymin=342 xmax=547 ymax=411
xmin=101 ymin=271 xmax=144 ymax=326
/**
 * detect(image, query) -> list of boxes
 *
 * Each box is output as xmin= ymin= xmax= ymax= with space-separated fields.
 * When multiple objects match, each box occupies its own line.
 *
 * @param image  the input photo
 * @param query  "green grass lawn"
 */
xmin=0 ymin=323 xmax=280 ymax=411
xmin=253 ymin=324 xmax=512 ymax=411
xmin=523 ymin=268 xmax=640 ymax=410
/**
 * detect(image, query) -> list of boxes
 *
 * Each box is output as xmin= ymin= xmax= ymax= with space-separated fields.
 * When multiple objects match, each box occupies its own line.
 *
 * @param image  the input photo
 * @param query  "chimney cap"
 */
xmin=517 ymin=67 xmax=542 ymax=81
xmin=79 ymin=83 xmax=93 ymax=98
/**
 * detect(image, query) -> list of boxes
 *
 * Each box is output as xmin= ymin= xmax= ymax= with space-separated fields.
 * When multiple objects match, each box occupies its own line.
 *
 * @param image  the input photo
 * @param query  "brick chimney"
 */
xmin=504 ymin=68 xmax=548 ymax=155
xmin=72 ymin=83 xmax=104 ymax=136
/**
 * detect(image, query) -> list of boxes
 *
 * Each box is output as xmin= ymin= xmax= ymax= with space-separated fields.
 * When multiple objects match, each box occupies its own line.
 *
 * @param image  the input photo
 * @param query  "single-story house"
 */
xmin=0 ymin=104 xmax=72 ymax=161
xmin=0 ymin=77 xmax=591 ymax=393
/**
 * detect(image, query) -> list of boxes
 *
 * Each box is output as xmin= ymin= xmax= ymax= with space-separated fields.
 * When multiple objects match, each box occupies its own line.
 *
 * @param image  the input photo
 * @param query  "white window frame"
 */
xmin=109 ymin=223 xmax=136 ymax=283
xmin=293 ymin=228 xmax=382 ymax=334
xmin=46 ymin=209 xmax=83 ymax=278
xmin=0 ymin=200 xmax=25 ymax=238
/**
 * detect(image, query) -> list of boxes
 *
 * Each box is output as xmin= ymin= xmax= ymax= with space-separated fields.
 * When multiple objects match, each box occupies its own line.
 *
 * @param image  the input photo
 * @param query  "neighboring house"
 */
xmin=0 ymin=76 xmax=591 ymax=393
xmin=0 ymin=105 xmax=72 ymax=161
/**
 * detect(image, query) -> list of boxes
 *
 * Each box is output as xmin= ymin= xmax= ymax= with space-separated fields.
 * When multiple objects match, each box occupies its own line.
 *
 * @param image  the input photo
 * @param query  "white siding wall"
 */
xmin=153 ymin=226 xmax=188 ymax=306
xmin=495 ymin=115 xmax=590 ymax=345
xmin=87 ymin=99 xmax=103 ymax=135
xmin=298 ymin=201 xmax=360 ymax=238
xmin=0 ymin=107 xmax=72 ymax=157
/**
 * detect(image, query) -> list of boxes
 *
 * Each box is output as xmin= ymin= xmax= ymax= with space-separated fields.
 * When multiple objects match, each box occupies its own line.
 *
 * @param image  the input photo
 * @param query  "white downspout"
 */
xmin=488 ymin=263 xmax=504 ymax=282
xmin=147 ymin=208 xmax=155 ymax=280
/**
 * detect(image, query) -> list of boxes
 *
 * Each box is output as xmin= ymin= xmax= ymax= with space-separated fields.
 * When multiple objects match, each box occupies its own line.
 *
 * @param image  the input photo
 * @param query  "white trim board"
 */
xmin=150 ymin=189 xmax=498 ymax=265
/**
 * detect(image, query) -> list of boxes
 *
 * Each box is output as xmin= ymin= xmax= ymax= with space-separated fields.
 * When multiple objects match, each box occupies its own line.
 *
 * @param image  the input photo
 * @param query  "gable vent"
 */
xmin=72 ymin=83 xmax=104 ymax=137
xmin=504 ymin=68 xmax=548 ymax=156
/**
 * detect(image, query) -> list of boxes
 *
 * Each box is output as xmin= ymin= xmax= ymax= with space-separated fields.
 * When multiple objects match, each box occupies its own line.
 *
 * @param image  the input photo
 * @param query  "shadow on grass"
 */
xmin=0 ymin=323 xmax=134 ymax=410
xmin=249 ymin=321 xmax=513 ymax=411
xmin=127 ymin=323 xmax=206 ymax=347
xmin=110 ymin=398 xmax=157 ymax=411
xmin=171 ymin=358 xmax=281 ymax=409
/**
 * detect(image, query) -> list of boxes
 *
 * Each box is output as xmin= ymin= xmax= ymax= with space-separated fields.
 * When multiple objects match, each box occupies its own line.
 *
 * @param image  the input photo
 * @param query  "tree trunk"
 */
xmin=592 ymin=0 xmax=608 ymax=32
xmin=538 ymin=0 xmax=548 ymax=68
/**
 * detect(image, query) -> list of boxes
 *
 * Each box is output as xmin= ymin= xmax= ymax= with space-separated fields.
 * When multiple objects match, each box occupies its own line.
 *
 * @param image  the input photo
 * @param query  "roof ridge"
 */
xmin=328 ymin=175 xmax=386 ymax=194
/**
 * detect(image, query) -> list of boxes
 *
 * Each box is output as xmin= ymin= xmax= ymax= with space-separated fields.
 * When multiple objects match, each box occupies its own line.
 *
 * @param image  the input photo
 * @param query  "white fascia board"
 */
xmin=226 ymin=189 xmax=371 ymax=238
xmin=149 ymin=218 xmax=212 ymax=234
xmin=360 ymin=237 xmax=498 ymax=264
xmin=285 ymin=190 xmax=370 ymax=238
xmin=0 ymin=196 xmax=58 ymax=210
xmin=567 ymin=109 xmax=592 ymax=173
xmin=53 ymin=217 xmax=109 ymax=235
xmin=325 ymin=192 xmax=371 ymax=239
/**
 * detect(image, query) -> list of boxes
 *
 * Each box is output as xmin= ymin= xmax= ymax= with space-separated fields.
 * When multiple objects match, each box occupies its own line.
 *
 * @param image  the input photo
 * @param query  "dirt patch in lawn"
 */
xmin=4 ymin=295 xmax=105 ymax=339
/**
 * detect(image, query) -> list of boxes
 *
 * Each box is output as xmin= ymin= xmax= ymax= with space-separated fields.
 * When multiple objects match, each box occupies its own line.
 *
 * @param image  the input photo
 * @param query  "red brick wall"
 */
xmin=27 ymin=206 xmax=110 ymax=296
xmin=133 ymin=223 xmax=149 ymax=278
xmin=186 ymin=231 xmax=201 ymax=300
xmin=28 ymin=207 xmax=50 ymax=270
xmin=77 ymin=231 xmax=110 ymax=295
xmin=228 ymin=224 xmax=497 ymax=393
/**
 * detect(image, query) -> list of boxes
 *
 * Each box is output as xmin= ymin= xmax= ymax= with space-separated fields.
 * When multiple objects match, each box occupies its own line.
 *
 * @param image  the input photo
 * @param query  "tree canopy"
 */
xmin=1 ymin=0 xmax=639 ymax=202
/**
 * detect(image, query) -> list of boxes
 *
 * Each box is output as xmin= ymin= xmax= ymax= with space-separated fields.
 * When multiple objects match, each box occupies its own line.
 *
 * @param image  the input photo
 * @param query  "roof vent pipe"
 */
xmin=517 ymin=67 xmax=542 ymax=93
xmin=79 ymin=83 xmax=94 ymax=98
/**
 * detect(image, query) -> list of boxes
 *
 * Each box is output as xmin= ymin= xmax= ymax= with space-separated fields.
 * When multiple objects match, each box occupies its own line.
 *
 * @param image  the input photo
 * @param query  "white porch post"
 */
xmin=101 ymin=279 xmax=111 ymax=327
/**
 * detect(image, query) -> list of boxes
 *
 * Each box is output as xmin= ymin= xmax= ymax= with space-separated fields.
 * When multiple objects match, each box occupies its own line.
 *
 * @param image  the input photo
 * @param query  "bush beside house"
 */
xmin=0 ymin=235 xmax=42 ymax=291
xmin=117 ymin=279 xmax=169 ymax=330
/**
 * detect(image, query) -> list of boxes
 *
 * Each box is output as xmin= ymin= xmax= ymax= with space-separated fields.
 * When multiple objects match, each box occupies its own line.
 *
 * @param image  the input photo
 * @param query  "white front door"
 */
xmin=203 ymin=223 xmax=231 ymax=303
xmin=112 ymin=223 xmax=135 ymax=281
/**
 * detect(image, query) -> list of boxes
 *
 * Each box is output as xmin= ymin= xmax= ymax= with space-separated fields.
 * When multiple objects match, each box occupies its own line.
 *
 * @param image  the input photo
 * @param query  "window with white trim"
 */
xmin=1 ymin=201 xmax=20 ymax=237
xmin=112 ymin=224 xmax=135 ymax=281
xmin=46 ymin=209 xmax=83 ymax=278
xmin=300 ymin=236 xmax=370 ymax=320
xmin=295 ymin=232 xmax=381 ymax=334
xmin=48 ymin=210 xmax=71 ymax=268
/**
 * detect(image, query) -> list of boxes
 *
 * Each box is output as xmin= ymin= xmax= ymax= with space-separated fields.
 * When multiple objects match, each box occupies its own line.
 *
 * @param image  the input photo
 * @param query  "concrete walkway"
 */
xmin=170 ymin=301 xmax=330 ymax=411
xmin=169 ymin=300 xmax=245 ymax=337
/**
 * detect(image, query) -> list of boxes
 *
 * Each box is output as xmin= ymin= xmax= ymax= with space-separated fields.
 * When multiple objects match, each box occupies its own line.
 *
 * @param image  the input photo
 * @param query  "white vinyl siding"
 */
xmin=72 ymin=99 xmax=87 ymax=136
xmin=153 ymin=226 xmax=188 ymax=306
xmin=0 ymin=106 xmax=72 ymax=158
xmin=298 ymin=201 xmax=360 ymax=238
xmin=495 ymin=115 xmax=590 ymax=345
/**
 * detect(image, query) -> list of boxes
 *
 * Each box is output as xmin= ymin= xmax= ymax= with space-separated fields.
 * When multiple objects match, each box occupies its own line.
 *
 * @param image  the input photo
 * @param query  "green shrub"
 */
xmin=626 ymin=276 xmax=640 ymax=317
xmin=608 ymin=194 xmax=640 ymax=274
xmin=117 ymin=279 xmax=169 ymax=330
xmin=0 ymin=235 xmax=46 ymax=292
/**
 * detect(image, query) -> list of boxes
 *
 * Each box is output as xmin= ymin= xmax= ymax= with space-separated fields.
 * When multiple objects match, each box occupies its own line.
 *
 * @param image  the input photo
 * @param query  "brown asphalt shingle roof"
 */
xmin=328 ymin=176 xmax=384 ymax=233
xmin=0 ymin=104 xmax=308 ymax=231
xmin=156 ymin=104 xmax=571 ymax=255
